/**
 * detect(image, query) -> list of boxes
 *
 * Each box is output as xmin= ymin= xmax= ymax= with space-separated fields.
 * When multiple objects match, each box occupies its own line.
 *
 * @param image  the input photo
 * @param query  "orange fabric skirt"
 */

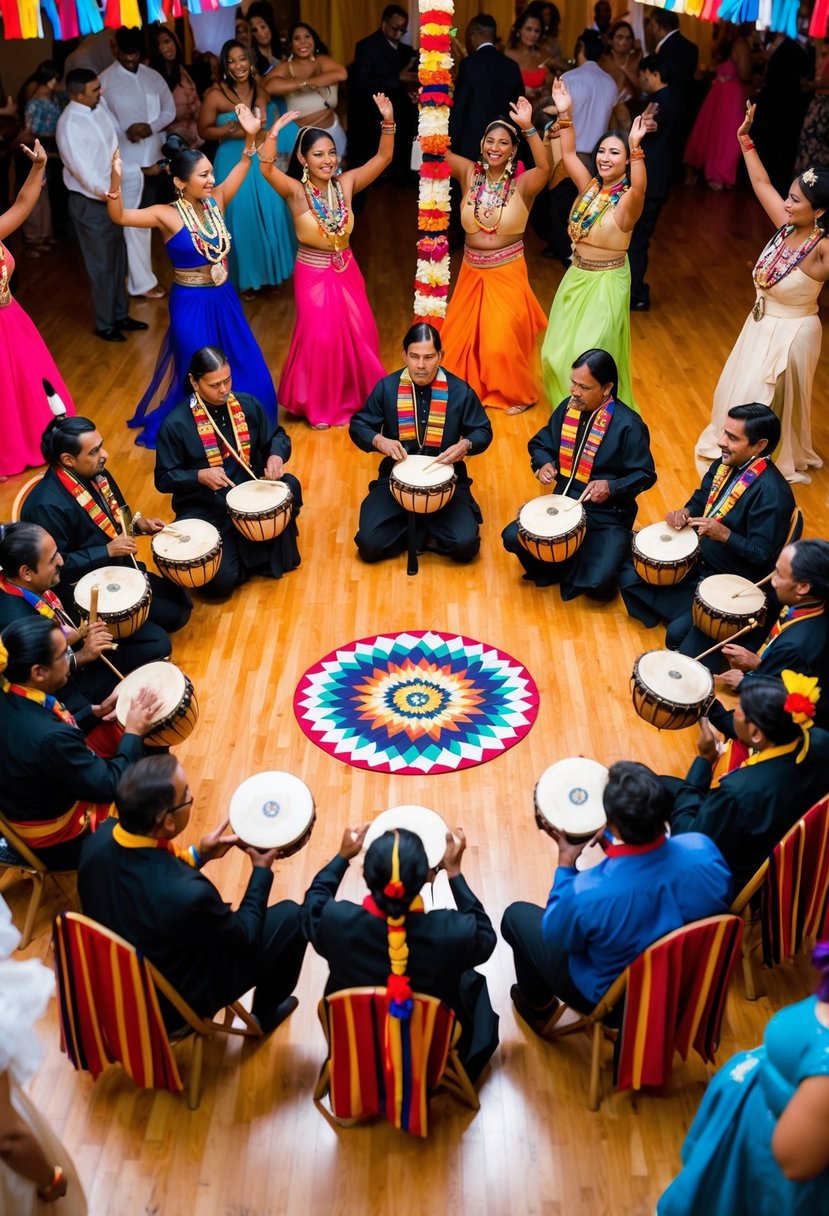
xmin=441 ymin=242 xmax=547 ymax=410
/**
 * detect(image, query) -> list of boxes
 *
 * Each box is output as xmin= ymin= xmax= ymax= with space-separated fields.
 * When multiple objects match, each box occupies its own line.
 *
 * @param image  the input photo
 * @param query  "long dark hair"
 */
xmin=247 ymin=1 xmax=282 ymax=75
xmin=1 ymin=617 xmax=61 ymax=684
xmin=149 ymin=25 xmax=185 ymax=91
xmin=286 ymin=22 xmax=329 ymax=57
xmin=162 ymin=134 xmax=209 ymax=184
xmin=219 ymin=39 xmax=255 ymax=98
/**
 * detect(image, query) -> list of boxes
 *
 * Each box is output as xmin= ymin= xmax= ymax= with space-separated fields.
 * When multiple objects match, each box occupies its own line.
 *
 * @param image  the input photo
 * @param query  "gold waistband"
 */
xmin=571 ymin=250 xmax=626 ymax=271
xmin=463 ymin=240 xmax=524 ymax=269
xmin=296 ymin=245 xmax=352 ymax=270
xmin=173 ymin=267 xmax=218 ymax=287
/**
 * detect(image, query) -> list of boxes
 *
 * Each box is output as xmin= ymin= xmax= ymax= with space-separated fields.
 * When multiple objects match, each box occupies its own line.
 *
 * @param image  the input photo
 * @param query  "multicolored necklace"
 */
xmin=175 ymin=197 xmax=231 ymax=285
xmin=467 ymin=169 xmax=513 ymax=234
xmin=568 ymin=177 xmax=628 ymax=244
xmin=303 ymin=177 xmax=349 ymax=264
xmin=752 ymin=223 xmax=823 ymax=316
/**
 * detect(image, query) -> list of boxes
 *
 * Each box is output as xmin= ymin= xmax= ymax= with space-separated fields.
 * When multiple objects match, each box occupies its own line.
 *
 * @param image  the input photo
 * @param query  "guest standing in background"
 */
xmin=505 ymin=8 xmax=553 ymax=107
xmin=451 ymin=15 xmax=524 ymax=162
xmin=20 ymin=62 xmax=64 ymax=252
xmin=599 ymin=22 xmax=642 ymax=135
xmin=349 ymin=5 xmax=418 ymax=186
xmin=150 ymin=26 xmax=203 ymax=151
xmin=247 ymin=3 xmax=284 ymax=76
xmin=264 ymin=23 xmax=348 ymax=164
xmin=684 ymin=24 xmax=752 ymax=191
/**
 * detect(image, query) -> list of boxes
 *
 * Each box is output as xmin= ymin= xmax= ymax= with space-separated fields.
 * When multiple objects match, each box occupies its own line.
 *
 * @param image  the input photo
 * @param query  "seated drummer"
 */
xmin=501 ymin=348 xmax=656 ymax=599
xmin=302 ymin=823 xmax=499 ymax=1082
xmin=154 ymin=346 xmax=302 ymax=598
xmin=619 ymin=404 xmax=795 ymax=669
xmin=349 ymin=322 xmax=493 ymax=565
xmin=501 ymin=761 xmax=732 ymax=1034
xmin=0 ymin=618 xmax=160 ymax=869
xmin=21 ymin=416 xmax=191 ymax=639
xmin=78 ymin=755 xmax=309 ymax=1035
xmin=709 ymin=538 xmax=829 ymax=736
xmin=666 ymin=674 xmax=829 ymax=897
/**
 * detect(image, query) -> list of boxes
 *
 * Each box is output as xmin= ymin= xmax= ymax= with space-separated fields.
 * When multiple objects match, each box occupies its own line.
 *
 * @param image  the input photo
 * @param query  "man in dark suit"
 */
xmin=628 ymin=56 xmax=678 ymax=311
xmin=647 ymin=9 xmax=698 ymax=116
xmin=751 ymin=34 xmax=811 ymax=196
xmin=78 ymin=754 xmax=309 ymax=1034
xmin=450 ymin=13 xmax=524 ymax=161
xmin=348 ymin=5 xmax=418 ymax=182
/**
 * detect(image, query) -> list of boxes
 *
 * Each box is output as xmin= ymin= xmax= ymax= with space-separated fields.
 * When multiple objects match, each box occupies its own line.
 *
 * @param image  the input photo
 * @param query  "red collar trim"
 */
xmin=604 ymin=833 xmax=667 ymax=858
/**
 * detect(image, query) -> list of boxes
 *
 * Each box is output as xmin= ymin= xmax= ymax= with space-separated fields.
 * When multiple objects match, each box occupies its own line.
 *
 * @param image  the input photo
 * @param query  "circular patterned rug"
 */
xmin=293 ymin=630 xmax=539 ymax=775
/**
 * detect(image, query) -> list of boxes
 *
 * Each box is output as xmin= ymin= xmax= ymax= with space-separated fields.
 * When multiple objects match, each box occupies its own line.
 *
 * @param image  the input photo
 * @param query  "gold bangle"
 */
xmin=629 ymin=147 xmax=645 ymax=160
xmin=556 ymin=117 xmax=573 ymax=128
xmin=105 ymin=188 xmax=121 ymax=199
xmin=259 ymin=152 xmax=277 ymax=163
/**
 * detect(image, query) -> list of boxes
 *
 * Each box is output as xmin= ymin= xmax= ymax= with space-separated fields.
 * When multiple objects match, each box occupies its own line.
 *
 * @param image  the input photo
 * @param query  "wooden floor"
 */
xmin=2 ymin=182 xmax=828 ymax=1216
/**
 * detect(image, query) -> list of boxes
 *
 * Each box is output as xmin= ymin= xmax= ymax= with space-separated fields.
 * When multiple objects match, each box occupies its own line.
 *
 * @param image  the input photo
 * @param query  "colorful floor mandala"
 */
xmin=293 ymin=630 xmax=539 ymax=774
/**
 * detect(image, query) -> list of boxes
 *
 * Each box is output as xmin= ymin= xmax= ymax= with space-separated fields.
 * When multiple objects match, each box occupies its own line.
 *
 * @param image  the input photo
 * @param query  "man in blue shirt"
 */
xmin=501 ymin=760 xmax=733 ymax=1032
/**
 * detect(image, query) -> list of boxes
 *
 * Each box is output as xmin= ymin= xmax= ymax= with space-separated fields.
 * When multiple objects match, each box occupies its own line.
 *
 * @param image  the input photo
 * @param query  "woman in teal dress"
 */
xmin=659 ymin=941 xmax=829 ymax=1216
xmin=198 ymin=40 xmax=296 ymax=297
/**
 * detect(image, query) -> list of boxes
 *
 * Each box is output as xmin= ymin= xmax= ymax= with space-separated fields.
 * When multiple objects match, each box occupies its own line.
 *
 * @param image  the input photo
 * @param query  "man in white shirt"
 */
xmin=56 ymin=69 xmax=147 ymax=342
xmin=562 ymin=33 xmax=617 ymax=166
xmin=99 ymin=27 xmax=175 ymax=300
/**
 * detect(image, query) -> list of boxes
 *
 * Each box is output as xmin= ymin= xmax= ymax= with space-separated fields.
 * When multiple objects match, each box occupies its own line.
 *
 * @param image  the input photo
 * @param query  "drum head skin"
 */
xmin=152 ymin=519 xmax=220 ymax=560
xmin=697 ymin=573 xmax=766 ymax=615
xmin=535 ymin=757 xmax=608 ymax=839
xmin=74 ymin=566 xmax=147 ymax=613
xmin=229 ymin=771 xmax=314 ymax=850
xmin=519 ymin=495 xmax=584 ymax=538
xmin=363 ymin=805 xmax=450 ymax=869
xmin=226 ymin=480 xmax=291 ymax=513
xmin=392 ymin=455 xmax=454 ymax=489
xmin=115 ymin=661 xmax=186 ymax=727
xmin=636 ymin=650 xmax=714 ymax=706
xmin=634 ymin=523 xmax=699 ymax=561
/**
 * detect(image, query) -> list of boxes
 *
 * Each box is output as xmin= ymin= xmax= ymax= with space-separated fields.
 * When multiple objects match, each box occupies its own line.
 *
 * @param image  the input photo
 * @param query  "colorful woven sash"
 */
xmin=190 ymin=392 xmax=251 ymax=468
xmin=757 ymin=602 xmax=825 ymax=658
xmin=0 ymin=575 xmax=66 ymax=623
xmin=7 ymin=798 xmax=111 ymax=850
xmin=703 ymin=457 xmax=768 ymax=520
xmin=753 ymin=223 xmax=823 ymax=290
xmin=55 ymin=467 xmax=122 ymax=540
xmin=558 ymin=400 xmax=614 ymax=485
xmin=112 ymin=823 xmax=198 ymax=867
xmin=1 ymin=676 xmax=76 ymax=725
xmin=397 ymin=368 xmax=449 ymax=449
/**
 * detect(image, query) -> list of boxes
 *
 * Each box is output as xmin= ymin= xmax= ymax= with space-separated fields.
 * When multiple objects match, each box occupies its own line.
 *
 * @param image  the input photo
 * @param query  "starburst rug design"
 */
xmin=293 ymin=630 xmax=539 ymax=774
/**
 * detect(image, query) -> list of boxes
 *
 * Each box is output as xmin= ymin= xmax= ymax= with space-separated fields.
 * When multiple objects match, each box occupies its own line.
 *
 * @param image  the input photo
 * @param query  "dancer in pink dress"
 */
xmin=0 ymin=138 xmax=75 ymax=480
xmin=684 ymin=31 xmax=751 ymax=190
xmin=258 ymin=94 xmax=394 ymax=429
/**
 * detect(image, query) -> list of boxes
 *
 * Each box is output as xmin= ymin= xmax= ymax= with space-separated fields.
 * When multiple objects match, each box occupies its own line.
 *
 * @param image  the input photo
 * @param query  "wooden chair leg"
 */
xmin=313 ymin=1060 xmax=330 ymax=1103
xmin=441 ymin=1053 xmax=480 ymax=1111
xmin=229 ymin=1001 xmax=264 ymax=1037
xmin=742 ymin=947 xmax=759 ymax=1001
xmin=188 ymin=1034 xmax=205 ymax=1110
xmin=20 ymin=873 xmax=45 ymax=951
xmin=588 ymin=1021 xmax=603 ymax=1111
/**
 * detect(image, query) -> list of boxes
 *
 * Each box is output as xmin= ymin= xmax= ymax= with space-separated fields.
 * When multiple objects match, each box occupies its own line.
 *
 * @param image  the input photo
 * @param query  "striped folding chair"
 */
xmin=313 ymin=987 xmax=479 ymax=1136
xmin=0 ymin=810 xmax=76 ymax=949
xmin=53 ymin=911 xmax=262 ymax=1110
xmin=545 ymin=915 xmax=743 ymax=1110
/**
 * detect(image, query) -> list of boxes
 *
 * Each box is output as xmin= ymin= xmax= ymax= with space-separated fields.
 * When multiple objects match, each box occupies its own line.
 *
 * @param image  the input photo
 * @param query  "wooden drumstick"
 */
xmin=561 ymin=485 xmax=591 ymax=511
xmin=731 ymin=571 xmax=774 ymax=599
xmin=421 ymin=458 xmax=445 ymax=473
xmin=196 ymin=395 xmax=260 ymax=481
xmin=694 ymin=618 xmax=758 ymax=663
xmin=89 ymin=584 xmax=100 ymax=626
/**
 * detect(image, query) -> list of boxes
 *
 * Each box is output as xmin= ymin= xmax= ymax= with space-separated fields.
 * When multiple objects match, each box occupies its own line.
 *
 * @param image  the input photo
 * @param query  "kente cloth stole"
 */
xmin=55 ymin=467 xmax=122 ymax=540
xmin=757 ymin=603 xmax=825 ymax=658
xmin=396 ymin=368 xmax=449 ymax=449
xmin=1 ymin=676 xmax=76 ymax=725
xmin=189 ymin=392 xmax=251 ymax=468
xmin=703 ymin=457 xmax=768 ymax=520
xmin=112 ymin=823 xmax=198 ymax=867
xmin=0 ymin=575 xmax=65 ymax=621
xmin=557 ymin=400 xmax=614 ymax=484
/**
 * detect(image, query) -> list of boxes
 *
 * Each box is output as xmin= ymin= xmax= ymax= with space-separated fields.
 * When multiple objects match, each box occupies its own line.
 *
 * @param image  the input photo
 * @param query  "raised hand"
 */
xmin=339 ymin=823 xmax=370 ymax=860
xmin=268 ymin=110 xmax=302 ymax=139
xmin=629 ymin=114 xmax=648 ymax=148
xmin=20 ymin=138 xmax=47 ymax=167
xmin=236 ymin=103 xmax=263 ymax=137
xmin=737 ymin=100 xmax=756 ymax=139
xmin=372 ymin=92 xmax=394 ymax=123
xmin=441 ymin=828 xmax=466 ymax=878
xmin=551 ymin=76 xmax=572 ymax=117
xmin=509 ymin=96 xmax=533 ymax=130
xmin=110 ymin=148 xmax=123 ymax=182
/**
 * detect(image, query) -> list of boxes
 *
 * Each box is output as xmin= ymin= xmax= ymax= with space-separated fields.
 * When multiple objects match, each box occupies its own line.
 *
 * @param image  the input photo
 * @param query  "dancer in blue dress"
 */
xmin=659 ymin=940 xmax=829 ymax=1216
xmin=106 ymin=104 xmax=278 ymax=450
xmin=198 ymin=40 xmax=297 ymax=297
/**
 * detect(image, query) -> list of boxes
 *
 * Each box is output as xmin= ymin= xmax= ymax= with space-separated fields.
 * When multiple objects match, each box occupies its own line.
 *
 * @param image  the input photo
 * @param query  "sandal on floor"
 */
xmin=139 ymin=286 xmax=166 ymax=299
xmin=506 ymin=404 xmax=534 ymax=415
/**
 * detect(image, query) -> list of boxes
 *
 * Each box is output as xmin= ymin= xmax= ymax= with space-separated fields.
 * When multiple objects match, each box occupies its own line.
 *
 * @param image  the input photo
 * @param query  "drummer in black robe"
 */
xmin=154 ymin=346 xmax=302 ymax=598
xmin=0 ymin=617 xmax=160 ymax=869
xmin=618 ymin=404 xmax=796 ymax=670
xmin=21 ymin=416 xmax=189 ymax=651
xmin=501 ymin=349 xmax=656 ymax=600
xmin=349 ymin=323 xmax=492 ymax=564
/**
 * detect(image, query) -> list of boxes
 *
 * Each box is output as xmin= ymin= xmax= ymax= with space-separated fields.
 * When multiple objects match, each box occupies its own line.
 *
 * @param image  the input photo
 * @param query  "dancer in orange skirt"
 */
xmin=442 ymin=97 xmax=549 ymax=414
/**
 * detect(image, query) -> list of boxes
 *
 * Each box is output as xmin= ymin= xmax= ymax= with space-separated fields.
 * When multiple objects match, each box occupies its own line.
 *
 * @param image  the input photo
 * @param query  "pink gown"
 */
xmin=684 ymin=59 xmax=748 ymax=188
xmin=0 ymin=243 xmax=75 ymax=478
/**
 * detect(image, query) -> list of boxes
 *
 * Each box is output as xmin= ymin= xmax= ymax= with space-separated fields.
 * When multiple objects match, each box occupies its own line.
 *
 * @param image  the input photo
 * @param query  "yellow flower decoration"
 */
xmin=781 ymin=670 xmax=820 ymax=724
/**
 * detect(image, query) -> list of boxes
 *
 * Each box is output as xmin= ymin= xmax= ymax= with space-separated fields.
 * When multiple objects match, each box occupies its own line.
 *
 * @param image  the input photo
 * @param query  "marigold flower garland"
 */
xmin=414 ymin=0 xmax=455 ymax=325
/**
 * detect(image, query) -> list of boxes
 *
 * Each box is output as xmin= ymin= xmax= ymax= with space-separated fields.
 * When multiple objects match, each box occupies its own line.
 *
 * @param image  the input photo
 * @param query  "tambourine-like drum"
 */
xmin=631 ymin=523 xmax=699 ymax=586
xmin=534 ymin=757 xmax=608 ymax=844
xmin=389 ymin=455 xmax=456 ymax=515
xmin=226 ymin=480 xmax=293 ymax=543
xmin=692 ymin=573 xmax=767 ymax=644
xmin=74 ymin=566 xmax=151 ymax=640
xmin=363 ymin=805 xmax=450 ymax=869
xmin=517 ymin=494 xmax=586 ymax=564
xmin=229 ymin=771 xmax=315 ymax=856
xmin=631 ymin=650 xmax=714 ymax=731
xmin=115 ymin=661 xmax=198 ymax=747
xmin=151 ymin=519 xmax=222 ymax=589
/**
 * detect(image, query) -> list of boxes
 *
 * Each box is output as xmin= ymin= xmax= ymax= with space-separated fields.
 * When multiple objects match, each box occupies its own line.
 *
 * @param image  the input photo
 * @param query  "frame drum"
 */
xmin=517 ymin=495 xmax=586 ymax=564
xmin=74 ymin=566 xmax=151 ymax=640
xmin=229 ymin=772 xmax=316 ymax=855
xmin=692 ymin=573 xmax=767 ymax=643
xmin=534 ymin=757 xmax=608 ymax=844
xmin=226 ymin=480 xmax=293 ymax=543
xmin=151 ymin=520 xmax=222 ymax=589
xmin=363 ymin=805 xmax=450 ymax=869
xmin=389 ymin=456 xmax=456 ymax=515
xmin=115 ymin=661 xmax=199 ymax=747
xmin=631 ymin=523 xmax=699 ymax=586
xmin=631 ymin=650 xmax=714 ymax=730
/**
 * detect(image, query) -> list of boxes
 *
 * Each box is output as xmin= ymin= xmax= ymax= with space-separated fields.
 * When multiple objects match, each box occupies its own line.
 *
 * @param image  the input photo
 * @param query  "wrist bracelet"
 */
xmin=105 ymin=188 xmax=121 ymax=199
xmin=523 ymin=125 xmax=538 ymax=137
xmin=740 ymin=136 xmax=755 ymax=151
xmin=556 ymin=117 xmax=573 ymax=128
xmin=258 ymin=152 xmax=277 ymax=163
xmin=242 ymin=144 xmax=257 ymax=158
xmin=629 ymin=147 xmax=645 ymax=160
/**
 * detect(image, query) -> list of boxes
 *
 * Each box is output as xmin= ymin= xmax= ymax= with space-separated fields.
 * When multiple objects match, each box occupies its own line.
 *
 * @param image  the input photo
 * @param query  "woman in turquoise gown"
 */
xmin=106 ymin=105 xmax=278 ymax=449
xmin=659 ymin=942 xmax=829 ymax=1216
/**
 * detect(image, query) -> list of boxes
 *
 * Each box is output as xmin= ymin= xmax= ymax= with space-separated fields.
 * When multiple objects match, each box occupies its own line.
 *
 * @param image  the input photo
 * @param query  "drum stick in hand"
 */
xmin=89 ymin=585 xmax=100 ymax=626
xmin=562 ymin=486 xmax=591 ymax=511
xmin=694 ymin=618 xmax=758 ymax=663
xmin=731 ymin=571 xmax=774 ymax=599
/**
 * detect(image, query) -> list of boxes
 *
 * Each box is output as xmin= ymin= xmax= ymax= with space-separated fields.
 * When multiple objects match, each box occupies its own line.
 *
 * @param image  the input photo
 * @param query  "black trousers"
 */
xmin=500 ymin=901 xmax=594 ymax=1014
xmin=628 ymin=194 xmax=667 ymax=306
xmin=355 ymin=481 xmax=482 ymax=565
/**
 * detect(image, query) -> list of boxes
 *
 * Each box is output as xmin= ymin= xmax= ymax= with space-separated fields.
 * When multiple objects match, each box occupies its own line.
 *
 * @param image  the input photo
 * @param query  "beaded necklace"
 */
xmin=175 ymin=198 xmax=232 ymax=285
xmin=752 ymin=223 xmax=823 ymax=312
xmin=568 ymin=177 xmax=628 ymax=244
xmin=303 ymin=176 xmax=349 ymax=259
xmin=467 ymin=168 xmax=514 ymax=234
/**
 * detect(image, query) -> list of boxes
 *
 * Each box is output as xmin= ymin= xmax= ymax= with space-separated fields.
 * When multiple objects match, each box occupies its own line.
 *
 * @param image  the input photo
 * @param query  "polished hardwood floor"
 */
xmin=2 ymin=181 xmax=827 ymax=1216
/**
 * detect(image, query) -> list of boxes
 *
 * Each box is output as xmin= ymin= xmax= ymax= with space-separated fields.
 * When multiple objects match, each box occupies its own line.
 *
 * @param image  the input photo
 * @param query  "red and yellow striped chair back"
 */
xmin=317 ymin=987 xmax=460 ymax=1136
xmin=53 ymin=911 xmax=183 ymax=1095
xmin=762 ymin=795 xmax=829 ymax=962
